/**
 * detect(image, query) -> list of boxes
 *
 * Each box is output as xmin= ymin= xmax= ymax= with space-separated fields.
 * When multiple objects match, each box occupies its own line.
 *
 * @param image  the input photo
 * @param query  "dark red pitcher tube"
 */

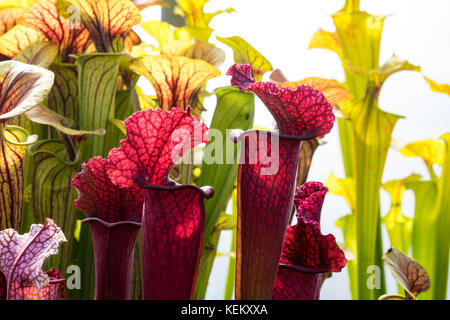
xmin=234 ymin=129 xmax=302 ymax=300
xmin=83 ymin=217 xmax=141 ymax=300
xmin=273 ymin=264 xmax=328 ymax=300
xmin=141 ymin=184 xmax=214 ymax=300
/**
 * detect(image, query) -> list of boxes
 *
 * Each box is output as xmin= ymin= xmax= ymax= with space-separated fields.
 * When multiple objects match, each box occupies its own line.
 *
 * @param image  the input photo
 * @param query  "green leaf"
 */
xmin=382 ymin=174 xmax=420 ymax=255
xmin=432 ymin=133 xmax=450 ymax=299
xmin=224 ymin=189 xmax=237 ymax=300
xmin=342 ymin=90 xmax=402 ymax=299
xmin=103 ymin=89 xmax=135 ymax=152
xmin=213 ymin=212 xmax=236 ymax=233
xmin=0 ymin=126 xmax=35 ymax=230
xmin=335 ymin=213 xmax=358 ymax=298
xmin=407 ymin=180 xmax=437 ymax=299
xmin=194 ymin=86 xmax=254 ymax=299
xmin=47 ymin=63 xmax=79 ymax=122
xmin=25 ymin=104 xmax=105 ymax=137
xmin=14 ymin=41 xmax=59 ymax=68
xmin=369 ymin=55 xmax=420 ymax=89
xmin=216 ymin=36 xmax=272 ymax=81
xmin=75 ymin=53 xmax=123 ymax=158
xmin=29 ymin=139 xmax=80 ymax=278
xmin=130 ymin=232 xmax=143 ymax=300
xmin=199 ymin=86 xmax=254 ymax=239
xmin=332 ymin=10 xmax=385 ymax=99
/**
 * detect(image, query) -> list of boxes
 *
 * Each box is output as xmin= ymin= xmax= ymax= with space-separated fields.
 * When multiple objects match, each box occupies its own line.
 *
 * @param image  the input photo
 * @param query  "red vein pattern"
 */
xmin=0 ymin=8 xmax=24 ymax=36
xmin=0 ymin=61 xmax=54 ymax=121
xmin=71 ymin=156 xmax=143 ymax=223
xmin=106 ymin=107 xmax=212 ymax=299
xmin=272 ymin=182 xmax=347 ymax=300
xmin=20 ymin=0 xmax=92 ymax=61
xmin=235 ymin=130 xmax=302 ymax=300
xmin=129 ymin=55 xmax=220 ymax=112
xmin=0 ymin=271 xmax=5 ymax=300
xmin=0 ymin=130 xmax=26 ymax=230
xmin=3 ymin=267 xmax=66 ymax=300
xmin=141 ymin=185 xmax=213 ymax=299
xmin=108 ymin=107 xmax=208 ymax=188
xmin=0 ymin=218 xmax=66 ymax=300
xmin=227 ymin=64 xmax=335 ymax=138
xmin=64 ymin=0 xmax=141 ymax=52
xmin=71 ymin=157 xmax=143 ymax=300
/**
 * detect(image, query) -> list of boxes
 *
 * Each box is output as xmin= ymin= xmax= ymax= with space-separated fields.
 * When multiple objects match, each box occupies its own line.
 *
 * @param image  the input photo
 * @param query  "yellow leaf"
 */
xmin=0 ymin=24 xmax=44 ymax=57
xmin=184 ymin=40 xmax=225 ymax=68
xmin=424 ymin=76 xmax=450 ymax=95
xmin=130 ymin=55 xmax=220 ymax=111
xmin=176 ymin=0 xmax=231 ymax=29
xmin=174 ymin=26 xmax=212 ymax=42
xmin=308 ymin=29 xmax=342 ymax=59
xmin=325 ymin=173 xmax=356 ymax=211
xmin=400 ymin=138 xmax=445 ymax=166
xmin=277 ymin=77 xmax=353 ymax=105
xmin=21 ymin=0 xmax=92 ymax=59
xmin=140 ymin=20 xmax=175 ymax=47
xmin=59 ymin=0 xmax=141 ymax=52
xmin=0 ymin=8 xmax=24 ymax=36
xmin=160 ymin=40 xmax=192 ymax=56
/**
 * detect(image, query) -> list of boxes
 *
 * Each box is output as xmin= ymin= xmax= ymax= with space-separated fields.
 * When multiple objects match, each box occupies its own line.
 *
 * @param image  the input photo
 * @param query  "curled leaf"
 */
xmin=308 ymin=29 xmax=342 ymax=59
xmin=71 ymin=156 xmax=143 ymax=223
xmin=0 ymin=218 xmax=67 ymax=300
xmin=228 ymin=64 xmax=335 ymax=138
xmin=0 ymin=60 xmax=54 ymax=121
xmin=25 ymin=104 xmax=105 ymax=137
xmin=325 ymin=173 xmax=356 ymax=211
xmin=273 ymin=182 xmax=346 ymax=300
xmin=382 ymin=247 xmax=430 ymax=299
xmin=130 ymin=55 xmax=220 ymax=111
xmin=108 ymin=107 xmax=208 ymax=188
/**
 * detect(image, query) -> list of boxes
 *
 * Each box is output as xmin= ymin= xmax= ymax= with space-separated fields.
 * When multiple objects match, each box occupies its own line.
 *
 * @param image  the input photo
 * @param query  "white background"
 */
xmin=139 ymin=0 xmax=450 ymax=299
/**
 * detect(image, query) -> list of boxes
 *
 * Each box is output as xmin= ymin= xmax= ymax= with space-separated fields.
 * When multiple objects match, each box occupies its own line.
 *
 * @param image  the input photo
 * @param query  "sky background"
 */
xmin=138 ymin=0 xmax=450 ymax=299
